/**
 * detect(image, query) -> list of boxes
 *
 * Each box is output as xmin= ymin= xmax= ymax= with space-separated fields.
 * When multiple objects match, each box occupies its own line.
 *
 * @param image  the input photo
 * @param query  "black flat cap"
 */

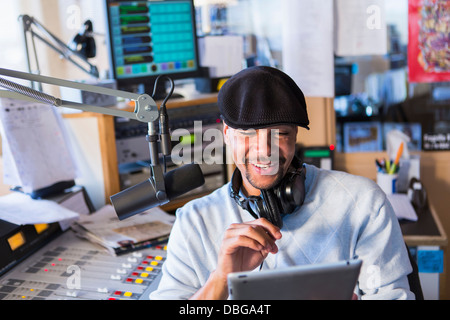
xmin=218 ymin=66 xmax=309 ymax=130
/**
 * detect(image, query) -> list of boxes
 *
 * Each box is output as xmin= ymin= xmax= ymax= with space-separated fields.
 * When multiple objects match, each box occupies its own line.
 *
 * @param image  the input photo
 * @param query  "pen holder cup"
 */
xmin=377 ymin=172 xmax=398 ymax=195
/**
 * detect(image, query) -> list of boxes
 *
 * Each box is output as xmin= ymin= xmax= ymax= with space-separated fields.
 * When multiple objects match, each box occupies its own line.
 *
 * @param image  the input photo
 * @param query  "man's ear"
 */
xmin=222 ymin=121 xmax=230 ymax=145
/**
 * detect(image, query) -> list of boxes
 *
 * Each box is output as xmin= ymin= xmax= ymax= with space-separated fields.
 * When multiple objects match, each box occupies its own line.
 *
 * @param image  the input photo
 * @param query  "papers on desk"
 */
xmin=0 ymin=96 xmax=77 ymax=194
xmin=387 ymin=193 xmax=418 ymax=222
xmin=0 ymin=192 xmax=79 ymax=228
xmin=71 ymin=205 xmax=174 ymax=256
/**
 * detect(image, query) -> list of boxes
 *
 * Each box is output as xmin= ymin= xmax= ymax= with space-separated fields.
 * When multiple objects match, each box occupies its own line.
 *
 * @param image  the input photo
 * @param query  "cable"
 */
xmin=152 ymin=75 xmax=174 ymax=173
xmin=151 ymin=74 xmax=175 ymax=108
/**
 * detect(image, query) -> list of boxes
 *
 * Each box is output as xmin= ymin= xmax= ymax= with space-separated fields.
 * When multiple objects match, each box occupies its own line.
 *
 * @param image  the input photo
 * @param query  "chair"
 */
xmin=405 ymin=244 xmax=424 ymax=300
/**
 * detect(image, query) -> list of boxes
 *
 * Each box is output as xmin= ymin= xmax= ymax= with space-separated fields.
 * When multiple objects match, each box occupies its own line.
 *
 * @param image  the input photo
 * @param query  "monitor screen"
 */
xmin=104 ymin=0 xmax=201 ymax=95
xmin=334 ymin=64 xmax=352 ymax=97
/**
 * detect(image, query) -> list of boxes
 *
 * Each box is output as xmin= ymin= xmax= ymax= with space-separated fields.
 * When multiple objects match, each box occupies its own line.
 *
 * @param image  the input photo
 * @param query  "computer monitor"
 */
xmin=334 ymin=64 xmax=353 ymax=97
xmin=104 ymin=0 xmax=201 ymax=98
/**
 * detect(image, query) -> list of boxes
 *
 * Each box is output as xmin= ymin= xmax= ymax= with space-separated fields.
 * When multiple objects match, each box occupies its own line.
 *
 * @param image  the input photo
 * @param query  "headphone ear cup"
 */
xmin=259 ymin=189 xmax=283 ymax=228
xmin=275 ymin=167 xmax=305 ymax=214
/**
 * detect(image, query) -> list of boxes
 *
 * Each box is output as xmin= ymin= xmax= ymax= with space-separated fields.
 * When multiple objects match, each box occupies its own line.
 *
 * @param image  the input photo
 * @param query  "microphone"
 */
xmin=70 ymin=20 xmax=96 ymax=59
xmin=110 ymin=163 xmax=205 ymax=220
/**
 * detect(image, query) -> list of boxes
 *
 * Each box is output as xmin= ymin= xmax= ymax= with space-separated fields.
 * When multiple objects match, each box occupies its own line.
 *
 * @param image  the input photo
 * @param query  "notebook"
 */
xmin=228 ymin=259 xmax=362 ymax=300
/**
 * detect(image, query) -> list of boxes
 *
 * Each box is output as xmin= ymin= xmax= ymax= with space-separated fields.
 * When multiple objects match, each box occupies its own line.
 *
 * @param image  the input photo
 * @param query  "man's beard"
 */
xmin=244 ymin=157 xmax=287 ymax=190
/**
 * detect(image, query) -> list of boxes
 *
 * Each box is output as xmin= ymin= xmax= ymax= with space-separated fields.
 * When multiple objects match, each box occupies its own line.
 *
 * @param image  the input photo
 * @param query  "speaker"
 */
xmin=230 ymin=156 xmax=305 ymax=228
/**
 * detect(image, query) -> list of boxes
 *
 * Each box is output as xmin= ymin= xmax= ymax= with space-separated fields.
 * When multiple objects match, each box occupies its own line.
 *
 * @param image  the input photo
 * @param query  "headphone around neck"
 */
xmin=230 ymin=156 xmax=306 ymax=228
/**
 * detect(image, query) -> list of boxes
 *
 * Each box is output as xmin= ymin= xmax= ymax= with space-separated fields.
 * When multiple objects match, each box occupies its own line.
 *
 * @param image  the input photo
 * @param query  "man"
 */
xmin=150 ymin=66 xmax=414 ymax=300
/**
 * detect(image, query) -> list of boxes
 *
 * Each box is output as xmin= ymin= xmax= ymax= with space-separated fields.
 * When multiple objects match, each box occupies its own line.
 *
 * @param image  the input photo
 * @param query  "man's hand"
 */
xmin=215 ymin=218 xmax=282 ymax=281
xmin=190 ymin=218 xmax=282 ymax=300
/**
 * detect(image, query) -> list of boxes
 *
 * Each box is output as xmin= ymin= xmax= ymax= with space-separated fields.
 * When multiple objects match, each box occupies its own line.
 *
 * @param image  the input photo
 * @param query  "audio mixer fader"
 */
xmin=0 ymin=231 xmax=166 ymax=300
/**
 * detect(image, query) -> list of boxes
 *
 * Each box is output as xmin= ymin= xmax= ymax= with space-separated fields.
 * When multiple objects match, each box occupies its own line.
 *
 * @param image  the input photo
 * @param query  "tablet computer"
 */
xmin=228 ymin=259 xmax=362 ymax=300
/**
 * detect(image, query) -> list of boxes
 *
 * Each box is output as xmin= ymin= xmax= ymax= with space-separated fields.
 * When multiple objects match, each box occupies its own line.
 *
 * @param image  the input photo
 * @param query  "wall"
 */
xmin=297 ymin=97 xmax=336 ymax=147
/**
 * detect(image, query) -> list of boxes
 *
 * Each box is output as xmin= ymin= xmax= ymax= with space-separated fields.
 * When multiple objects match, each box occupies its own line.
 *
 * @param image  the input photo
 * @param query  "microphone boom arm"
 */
xmin=20 ymin=14 xmax=99 ymax=81
xmin=0 ymin=67 xmax=157 ymax=121
xmin=0 ymin=67 xmax=169 ymax=206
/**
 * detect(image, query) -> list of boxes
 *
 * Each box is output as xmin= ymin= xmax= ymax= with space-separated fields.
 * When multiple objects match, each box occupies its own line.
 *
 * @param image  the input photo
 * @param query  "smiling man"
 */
xmin=226 ymin=124 xmax=297 ymax=193
xmin=150 ymin=66 xmax=415 ymax=300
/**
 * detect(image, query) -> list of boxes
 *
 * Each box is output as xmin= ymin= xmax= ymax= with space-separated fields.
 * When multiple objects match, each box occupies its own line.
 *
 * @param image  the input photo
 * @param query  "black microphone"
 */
xmin=110 ymin=163 xmax=205 ymax=220
xmin=70 ymin=20 xmax=96 ymax=59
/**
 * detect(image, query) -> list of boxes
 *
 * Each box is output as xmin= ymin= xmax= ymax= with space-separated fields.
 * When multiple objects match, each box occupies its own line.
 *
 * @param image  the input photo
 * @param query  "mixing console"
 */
xmin=0 ymin=230 xmax=166 ymax=300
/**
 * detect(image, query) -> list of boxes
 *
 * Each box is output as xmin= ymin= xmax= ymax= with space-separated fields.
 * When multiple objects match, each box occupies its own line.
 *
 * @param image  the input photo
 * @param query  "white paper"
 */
xmin=57 ymin=189 xmax=91 ymax=215
xmin=387 ymin=193 xmax=418 ymax=222
xmin=281 ymin=0 xmax=334 ymax=97
xmin=0 ymin=97 xmax=77 ymax=193
xmin=198 ymin=35 xmax=244 ymax=78
xmin=334 ymin=0 xmax=387 ymax=56
xmin=0 ymin=192 xmax=79 ymax=225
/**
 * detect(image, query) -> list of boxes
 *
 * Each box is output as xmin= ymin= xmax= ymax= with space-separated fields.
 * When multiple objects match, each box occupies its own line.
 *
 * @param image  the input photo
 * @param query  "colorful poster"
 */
xmin=408 ymin=0 xmax=450 ymax=83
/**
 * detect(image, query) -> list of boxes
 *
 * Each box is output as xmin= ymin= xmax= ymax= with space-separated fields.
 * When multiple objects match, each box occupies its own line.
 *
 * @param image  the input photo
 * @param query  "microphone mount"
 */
xmin=0 ymin=67 xmax=175 ymax=212
xmin=19 ymin=14 xmax=100 ymax=90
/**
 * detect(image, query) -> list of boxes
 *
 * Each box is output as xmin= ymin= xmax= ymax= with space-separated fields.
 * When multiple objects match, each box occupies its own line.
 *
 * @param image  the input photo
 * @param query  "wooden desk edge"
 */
xmin=403 ymin=201 xmax=448 ymax=247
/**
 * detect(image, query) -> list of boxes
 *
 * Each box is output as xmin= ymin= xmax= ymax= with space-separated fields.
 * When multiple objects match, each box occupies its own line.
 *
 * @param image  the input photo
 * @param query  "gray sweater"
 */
xmin=150 ymin=164 xmax=414 ymax=300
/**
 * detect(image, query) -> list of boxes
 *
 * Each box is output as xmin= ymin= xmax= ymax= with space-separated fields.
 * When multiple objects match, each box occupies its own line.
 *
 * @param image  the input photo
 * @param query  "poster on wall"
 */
xmin=281 ymin=0 xmax=334 ymax=97
xmin=408 ymin=0 xmax=450 ymax=83
xmin=334 ymin=0 xmax=387 ymax=57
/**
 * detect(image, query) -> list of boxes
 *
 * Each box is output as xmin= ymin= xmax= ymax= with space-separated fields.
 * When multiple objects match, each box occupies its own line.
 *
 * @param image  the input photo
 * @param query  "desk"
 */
xmin=400 ymin=201 xmax=447 ymax=300
xmin=334 ymin=151 xmax=450 ymax=299
xmin=401 ymin=202 xmax=447 ymax=247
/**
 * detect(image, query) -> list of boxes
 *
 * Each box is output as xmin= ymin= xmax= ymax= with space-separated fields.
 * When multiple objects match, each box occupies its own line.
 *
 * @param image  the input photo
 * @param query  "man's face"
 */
xmin=224 ymin=123 xmax=298 ymax=196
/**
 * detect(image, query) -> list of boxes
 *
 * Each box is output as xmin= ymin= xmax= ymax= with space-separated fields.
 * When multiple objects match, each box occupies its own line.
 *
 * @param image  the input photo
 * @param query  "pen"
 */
xmin=375 ymin=159 xmax=383 ymax=172
xmin=389 ymin=142 xmax=404 ymax=174
xmin=379 ymin=159 xmax=385 ymax=171
xmin=385 ymin=158 xmax=391 ymax=174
